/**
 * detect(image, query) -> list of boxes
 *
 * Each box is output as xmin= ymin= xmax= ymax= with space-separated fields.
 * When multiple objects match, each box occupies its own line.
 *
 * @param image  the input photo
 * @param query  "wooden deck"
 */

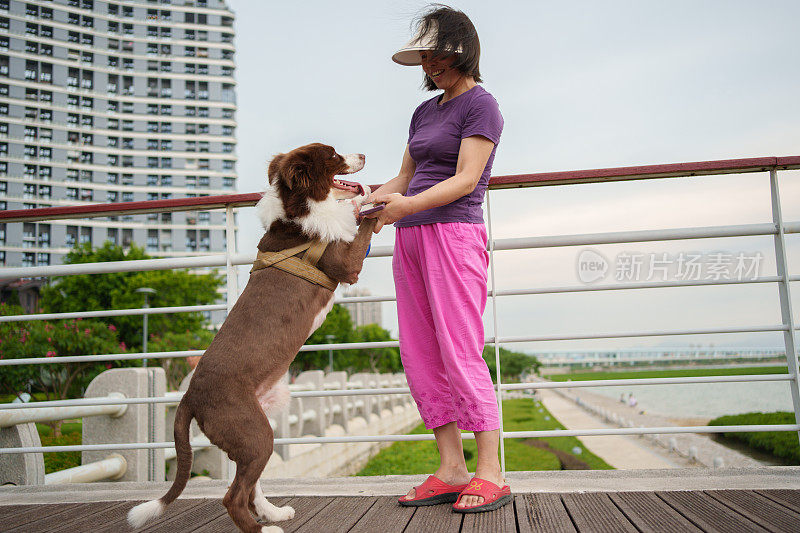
xmin=2 ymin=490 xmax=799 ymax=532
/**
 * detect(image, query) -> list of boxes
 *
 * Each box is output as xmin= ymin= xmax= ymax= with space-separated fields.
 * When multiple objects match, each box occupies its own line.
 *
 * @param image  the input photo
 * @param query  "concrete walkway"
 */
xmin=3 ymin=468 xmax=800 ymax=504
xmin=536 ymin=388 xmax=678 ymax=469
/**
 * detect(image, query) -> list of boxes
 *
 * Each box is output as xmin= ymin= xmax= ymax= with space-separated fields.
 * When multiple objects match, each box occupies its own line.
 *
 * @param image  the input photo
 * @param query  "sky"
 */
xmin=225 ymin=0 xmax=800 ymax=355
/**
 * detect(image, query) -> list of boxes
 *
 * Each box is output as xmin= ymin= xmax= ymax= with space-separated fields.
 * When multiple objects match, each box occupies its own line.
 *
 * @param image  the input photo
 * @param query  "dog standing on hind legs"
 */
xmin=128 ymin=143 xmax=378 ymax=533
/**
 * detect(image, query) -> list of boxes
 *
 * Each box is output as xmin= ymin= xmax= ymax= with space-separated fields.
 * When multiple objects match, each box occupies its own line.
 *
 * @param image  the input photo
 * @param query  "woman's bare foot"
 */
xmin=453 ymin=467 xmax=504 ymax=509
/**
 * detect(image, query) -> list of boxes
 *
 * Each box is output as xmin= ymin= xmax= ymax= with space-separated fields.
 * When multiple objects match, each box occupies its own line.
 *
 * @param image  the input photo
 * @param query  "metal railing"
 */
xmin=1 ymin=155 xmax=799 ymax=479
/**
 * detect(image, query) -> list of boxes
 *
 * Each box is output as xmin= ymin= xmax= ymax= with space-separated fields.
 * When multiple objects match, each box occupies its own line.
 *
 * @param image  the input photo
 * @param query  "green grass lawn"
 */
xmin=37 ymin=422 xmax=82 ymax=474
xmin=548 ymin=365 xmax=788 ymax=382
xmin=357 ymin=398 xmax=612 ymax=476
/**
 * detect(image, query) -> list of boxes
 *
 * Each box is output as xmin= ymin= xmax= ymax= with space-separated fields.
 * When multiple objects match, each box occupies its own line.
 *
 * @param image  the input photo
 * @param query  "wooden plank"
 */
xmin=144 ymin=500 xmax=228 ymax=533
xmin=45 ymin=501 xmax=130 ymax=533
xmin=292 ymin=496 xmax=376 ymax=533
xmin=515 ymin=493 xmax=577 ymax=533
xmin=4 ymin=503 xmax=85 ymax=532
xmin=609 ymin=492 xmax=702 ymax=533
xmin=0 ymin=505 xmax=53 ymax=529
xmin=756 ymin=490 xmax=800 ymax=514
xmin=230 ymin=496 xmax=336 ymax=533
xmin=92 ymin=498 xmax=205 ymax=533
xmin=403 ymin=503 xmax=462 ymax=533
xmin=349 ymin=496 xmax=414 ymax=533
xmin=192 ymin=496 xmax=297 ymax=533
xmin=706 ymin=490 xmax=800 ymax=532
xmin=561 ymin=493 xmax=637 ymax=533
xmin=657 ymin=491 xmax=769 ymax=533
xmin=460 ymin=498 xmax=515 ymax=533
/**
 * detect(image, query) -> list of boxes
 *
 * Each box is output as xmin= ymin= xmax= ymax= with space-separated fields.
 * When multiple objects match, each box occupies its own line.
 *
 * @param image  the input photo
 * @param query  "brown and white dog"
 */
xmin=128 ymin=143 xmax=377 ymax=533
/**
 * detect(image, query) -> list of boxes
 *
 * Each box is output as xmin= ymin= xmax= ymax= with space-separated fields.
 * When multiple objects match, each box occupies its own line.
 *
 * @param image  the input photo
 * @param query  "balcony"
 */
xmin=0 ymin=156 xmax=798 ymax=530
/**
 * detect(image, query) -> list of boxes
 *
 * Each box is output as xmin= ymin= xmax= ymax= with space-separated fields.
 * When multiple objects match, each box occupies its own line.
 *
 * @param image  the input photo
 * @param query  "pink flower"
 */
xmin=46 ymin=351 xmax=56 ymax=357
xmin=47 ymin=337 xmax=52 ymax=342
xmin=77 ymin=317 xmax=82 ymax=321
xmin=108 ymin=324 xmax=117 ymax=332
xmin=119 ymin=342 xmax=127 ymax=351
xmin=84 ymin=328 xmax=90 ymax=335
xmin=105 ymin=363 xmax=112 ymax=369
xmin=64 ymin=323 xmax=70 ymax=329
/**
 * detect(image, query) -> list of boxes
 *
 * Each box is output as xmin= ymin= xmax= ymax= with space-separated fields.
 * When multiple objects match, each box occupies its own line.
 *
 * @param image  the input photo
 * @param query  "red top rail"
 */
xmin=2 ymin=156 xmax=798 ymax=223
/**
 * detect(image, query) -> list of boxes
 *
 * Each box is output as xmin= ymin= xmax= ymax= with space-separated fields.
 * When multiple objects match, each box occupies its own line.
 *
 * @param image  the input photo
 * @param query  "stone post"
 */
xmin=83 ymin=367 xmax=165 ymax=483
xmin=324 ymin=371 xmax=349 ymax=431
xmin=294 ymin=370 xmax=327 ymax=436
xmin=348 ymin=372 xmax=372 ymax=421
xmin=0 ymin=423 xmax=45 ymax=485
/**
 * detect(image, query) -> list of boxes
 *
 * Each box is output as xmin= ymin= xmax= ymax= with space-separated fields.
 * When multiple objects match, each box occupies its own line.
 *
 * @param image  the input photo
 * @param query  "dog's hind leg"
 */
xmin=219 ymin=403 xmax=280 ymax=533
xmin=251 ymin=481 xmax=295 ymax=523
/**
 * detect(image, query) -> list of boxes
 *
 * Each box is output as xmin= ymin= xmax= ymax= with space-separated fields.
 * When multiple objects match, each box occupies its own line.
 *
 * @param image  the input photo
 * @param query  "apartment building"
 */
xmin=0 ymin=0 xmax=237 ymax=269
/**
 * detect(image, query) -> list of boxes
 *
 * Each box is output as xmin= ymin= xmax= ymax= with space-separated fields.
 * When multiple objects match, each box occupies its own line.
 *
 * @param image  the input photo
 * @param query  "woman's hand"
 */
xmin=364 ymin=192 xmax=416 ymax=233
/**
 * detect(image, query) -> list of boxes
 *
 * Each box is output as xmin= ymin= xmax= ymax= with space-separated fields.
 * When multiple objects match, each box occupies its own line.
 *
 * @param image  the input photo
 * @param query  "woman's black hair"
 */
xmin=413 ymin=4 xmax=482 ymax=91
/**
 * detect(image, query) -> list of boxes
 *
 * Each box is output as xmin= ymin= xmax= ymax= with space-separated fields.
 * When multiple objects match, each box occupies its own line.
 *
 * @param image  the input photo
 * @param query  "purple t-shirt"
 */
xmin=396 ymin=84 xmax=504 ymax=228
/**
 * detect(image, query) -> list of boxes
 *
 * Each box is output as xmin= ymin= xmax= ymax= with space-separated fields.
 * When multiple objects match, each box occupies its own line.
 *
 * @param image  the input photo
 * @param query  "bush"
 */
xmin=709 ymin=412 xmax=799 ymax=464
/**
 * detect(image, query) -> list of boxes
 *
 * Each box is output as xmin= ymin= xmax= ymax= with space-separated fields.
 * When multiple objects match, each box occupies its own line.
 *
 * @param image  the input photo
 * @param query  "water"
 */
xmin=588 ymin=381 xmax=796 ymax=419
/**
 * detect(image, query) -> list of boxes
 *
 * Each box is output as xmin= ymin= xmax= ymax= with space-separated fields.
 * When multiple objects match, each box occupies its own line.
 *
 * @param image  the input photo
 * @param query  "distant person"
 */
xmin=620 ymin=393 xmax=626 ymax=403
xmin=365 ymin=4 xmax=507 ymax=513
xmin=628 ymin=394 xmax=638 ymax=408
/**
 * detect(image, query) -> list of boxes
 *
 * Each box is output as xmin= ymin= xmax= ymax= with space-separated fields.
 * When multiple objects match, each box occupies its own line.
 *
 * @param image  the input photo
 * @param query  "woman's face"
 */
xmin=420 ymin=50 xmax=462 ymax=90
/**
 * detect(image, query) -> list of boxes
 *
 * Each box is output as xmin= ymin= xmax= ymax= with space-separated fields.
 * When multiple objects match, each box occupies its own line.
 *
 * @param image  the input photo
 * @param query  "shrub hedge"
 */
xmin=708 ymin=412 xmax=799 ymax=464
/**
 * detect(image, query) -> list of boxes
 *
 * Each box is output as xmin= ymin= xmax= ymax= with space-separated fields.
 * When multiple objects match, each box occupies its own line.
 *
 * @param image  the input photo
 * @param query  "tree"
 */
xmin=0 ymin=303 xmax=126 ymax=436
xmin=291 ymin=304 xmax=355 ymax=374
xmin=148 ymin=329 xmax=215 ymax=390
xmin=39 ymin=242 xmax=224 ymax=351
xmin=482 ymin=345 xmax=541 ymax=383
xmin=340 ymin=323 xmax=401 ymax=374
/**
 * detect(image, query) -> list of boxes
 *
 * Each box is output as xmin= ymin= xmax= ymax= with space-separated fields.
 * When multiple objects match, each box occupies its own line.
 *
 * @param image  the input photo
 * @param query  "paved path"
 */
xmin=536 ymin=388 xmax=678 ymax=469
xmin=546 ymin=384 xmax=764 ymax=468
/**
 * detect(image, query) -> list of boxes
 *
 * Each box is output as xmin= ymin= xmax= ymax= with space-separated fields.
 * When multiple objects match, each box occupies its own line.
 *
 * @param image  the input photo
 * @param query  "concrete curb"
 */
xmin=2 ymin=467 xmax=799 ymax=504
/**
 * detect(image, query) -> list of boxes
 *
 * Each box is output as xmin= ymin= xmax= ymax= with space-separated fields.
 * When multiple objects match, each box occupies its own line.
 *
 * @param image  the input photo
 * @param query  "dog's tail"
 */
xmin=127 ymin=401 xmax=194 ymax=528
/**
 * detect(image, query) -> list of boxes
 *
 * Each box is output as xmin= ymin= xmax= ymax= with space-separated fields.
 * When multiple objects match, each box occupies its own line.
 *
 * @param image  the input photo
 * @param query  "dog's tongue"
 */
xmin=333 ymin=178 xmax=365 ymax=196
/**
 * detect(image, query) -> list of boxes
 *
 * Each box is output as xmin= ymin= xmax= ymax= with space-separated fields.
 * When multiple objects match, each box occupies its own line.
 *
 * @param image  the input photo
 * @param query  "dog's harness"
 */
xmin=250 ymin=240 xmax=338 ymax=291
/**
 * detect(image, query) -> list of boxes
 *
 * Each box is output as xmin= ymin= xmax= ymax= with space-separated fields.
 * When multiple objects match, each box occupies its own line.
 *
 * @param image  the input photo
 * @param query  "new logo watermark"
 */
xmin=577 ymin=250 xmax=763 ymax=284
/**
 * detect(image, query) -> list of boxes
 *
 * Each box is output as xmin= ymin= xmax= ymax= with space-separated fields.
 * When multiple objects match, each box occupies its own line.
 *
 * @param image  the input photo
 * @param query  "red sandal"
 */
xmin=398 ymin=475 xmax=469 ymax=507
xmin=452 ymin=478 xmax=512 ymax=513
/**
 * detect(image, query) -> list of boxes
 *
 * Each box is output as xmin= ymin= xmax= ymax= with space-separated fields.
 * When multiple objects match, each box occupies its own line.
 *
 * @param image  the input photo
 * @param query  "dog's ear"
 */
xmin=285 ymin=161 xmax=311 ymax=190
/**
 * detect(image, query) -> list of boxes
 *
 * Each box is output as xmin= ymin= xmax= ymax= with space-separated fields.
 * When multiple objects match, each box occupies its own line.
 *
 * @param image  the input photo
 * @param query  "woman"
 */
xmin=366 ymin=5 xmax=510 ymax=513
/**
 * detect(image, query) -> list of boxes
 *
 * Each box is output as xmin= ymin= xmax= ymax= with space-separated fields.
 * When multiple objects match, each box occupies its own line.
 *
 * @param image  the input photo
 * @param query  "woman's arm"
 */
xmin=368 ymin=135 xmax=494 ymax=232
xmin=369 ymin=144 xmax=416 ymax=199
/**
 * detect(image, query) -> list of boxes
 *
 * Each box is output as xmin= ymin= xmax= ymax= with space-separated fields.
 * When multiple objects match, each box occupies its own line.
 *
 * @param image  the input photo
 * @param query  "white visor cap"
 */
xmin=392 ymin=22 xmax=464 ymax=66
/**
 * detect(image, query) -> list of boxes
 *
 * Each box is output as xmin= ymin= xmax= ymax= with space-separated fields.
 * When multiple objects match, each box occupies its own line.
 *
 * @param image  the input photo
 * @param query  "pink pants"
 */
xmin=393 ymin=222 xmax=500 ymax=432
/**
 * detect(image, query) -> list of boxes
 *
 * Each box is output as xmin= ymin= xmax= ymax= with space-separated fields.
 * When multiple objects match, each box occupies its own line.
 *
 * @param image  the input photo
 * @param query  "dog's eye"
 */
xmin=331 ymin=154 xmax=339 ymax=159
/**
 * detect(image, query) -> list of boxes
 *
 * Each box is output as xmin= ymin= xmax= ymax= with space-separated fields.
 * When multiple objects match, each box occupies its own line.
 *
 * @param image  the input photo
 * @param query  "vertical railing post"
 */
xmin=225 ymin=204 xmax=240 ymax=314
xmin=769 ymin=168 xmax=800 ymax=444
xmin=486 ymin=192 xmax=506 ymax=474
xmin=224 ymin=203 xmax=239 ymax=479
